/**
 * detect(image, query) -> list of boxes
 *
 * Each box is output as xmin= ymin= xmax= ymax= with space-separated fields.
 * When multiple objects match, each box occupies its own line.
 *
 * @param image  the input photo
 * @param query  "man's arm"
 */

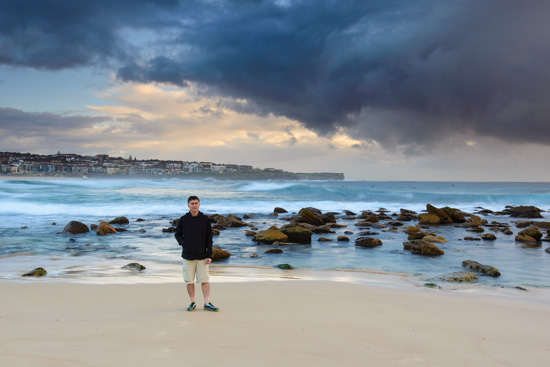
xmin=205 ymin=219 xmax=213 ymax=259
xmin=174 ymin=217 xmax=185 ymax=246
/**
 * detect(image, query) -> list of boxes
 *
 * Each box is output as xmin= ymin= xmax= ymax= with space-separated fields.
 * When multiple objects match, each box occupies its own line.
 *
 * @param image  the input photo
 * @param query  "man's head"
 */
xmin=187 ymin=195 xmax=200 ymax=216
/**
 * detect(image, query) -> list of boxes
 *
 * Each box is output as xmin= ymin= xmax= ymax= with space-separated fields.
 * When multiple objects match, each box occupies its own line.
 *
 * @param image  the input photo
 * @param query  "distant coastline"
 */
xmin=0 ymin=171 xmax=345 ymax=181
xmin=1 ymin=151 xmax=344 ymax=180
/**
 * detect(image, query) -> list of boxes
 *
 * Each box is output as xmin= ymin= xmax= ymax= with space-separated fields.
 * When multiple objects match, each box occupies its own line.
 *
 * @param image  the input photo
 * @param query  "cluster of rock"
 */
xmin=29 ymin=203 xmax=546 ymax=281
xmin=61 ymin=216 xmax=131 ymax=236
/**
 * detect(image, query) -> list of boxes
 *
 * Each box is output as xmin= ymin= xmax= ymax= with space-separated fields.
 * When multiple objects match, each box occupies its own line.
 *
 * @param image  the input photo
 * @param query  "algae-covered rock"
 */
xmin=265 ymin=248 xmax=283 ymax=254
xmin=62 ymin=221 xmax=90 ymax=235
xmin=254 ymin=229 xmax=288 ymax=244
xmin=437 ymin=271 xmax=478 ymax=282
xmin=462 ymin=260 xmax=501 ymax=277
xmin=97 ymin=221 xmax=117 ymax=235
xmin=405 ymin=226 xmax=421 ymax=234
xmin=403 ymin=240 xmax=444 ymax=256
xmin=422 ymin=235 xmax=448 ymax=243
xmin=427 ymin=204 xmax=454 ymax=224
xmin=465 ymin=215 xmax=485 ymax=227
xmin=216 ymin=214 xmax=248 ymax=228
xmin=424 ymin=283 xmax=442 ymax=289
xmin=22 ymin=267 xmax=47 ymax=277
xmin=121 ymin=263 xmax=146 ymax=271
xmin=337 ymin=235 xmax=350 ymax=242
xmin=418 ymin=213 xmax=441 ymax=225
xmin=276 ymin=264 xmax=294 ymax=270
xmin=109 ymin=216 xmax=129 ymax=225
xmin=280 ymin=225 xmax=313 ymax=244
xmin=318 ymin=237 xmax=332 ymax=242
xmin=518 ymin=227 xmax=543 ymax=241
xmin=297 ymin=208 xmax=324 ymax=226
xmin=515 ymin=234 xmax=539 ymax=244
xmin=212 ymin=248 xmax=231 ymax=261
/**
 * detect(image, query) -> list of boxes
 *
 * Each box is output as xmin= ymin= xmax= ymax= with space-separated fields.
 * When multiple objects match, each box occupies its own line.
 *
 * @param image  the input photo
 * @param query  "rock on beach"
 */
xmin=437 ymin=272 xmax=479 ymax=282
xmin=212 ymin=249 xmax=231 ymax=261
xmin=22 ymin=267 xmax=47 ymax=277
xmin=462 ymin=260 xmax=501 ymax=277
xmin=121 ymin=263 xmax=146 ymax=271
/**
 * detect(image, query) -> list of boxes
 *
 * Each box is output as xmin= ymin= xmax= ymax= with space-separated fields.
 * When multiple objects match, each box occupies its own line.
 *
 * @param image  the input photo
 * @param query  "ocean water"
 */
xmin=1 ymin=178 xmax=549 ymax=287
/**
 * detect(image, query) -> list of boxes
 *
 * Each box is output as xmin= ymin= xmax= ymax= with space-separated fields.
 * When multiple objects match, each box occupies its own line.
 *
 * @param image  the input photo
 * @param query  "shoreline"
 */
xmin=2 ymin=276 xmax=550 ymax=366
xmin=3 ymin=257 xmax=550 ymax=304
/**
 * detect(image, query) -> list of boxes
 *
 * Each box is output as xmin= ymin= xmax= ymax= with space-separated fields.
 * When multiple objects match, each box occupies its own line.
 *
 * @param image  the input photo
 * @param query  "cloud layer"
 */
xmin=1 ymin=0 xmax=550 ymax=154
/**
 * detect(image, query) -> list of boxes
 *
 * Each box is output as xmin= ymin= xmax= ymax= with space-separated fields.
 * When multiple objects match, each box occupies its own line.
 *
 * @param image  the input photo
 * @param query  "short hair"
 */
xmin=187 ymin=195 xmax=200 ymax=203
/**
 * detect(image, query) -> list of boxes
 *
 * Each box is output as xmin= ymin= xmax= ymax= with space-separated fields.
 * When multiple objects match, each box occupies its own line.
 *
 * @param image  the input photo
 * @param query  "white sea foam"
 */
xmin=238 ymin=182 xmax=298 ymax=191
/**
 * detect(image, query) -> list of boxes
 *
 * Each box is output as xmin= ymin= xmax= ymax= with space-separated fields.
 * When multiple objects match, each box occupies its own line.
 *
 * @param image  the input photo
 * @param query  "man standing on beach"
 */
xmin=175 ymin=195 xmax=219 ymax=312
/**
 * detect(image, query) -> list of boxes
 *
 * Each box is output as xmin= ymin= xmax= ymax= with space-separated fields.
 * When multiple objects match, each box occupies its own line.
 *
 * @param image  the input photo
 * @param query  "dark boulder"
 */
xmin=212 ymin=249 xmax=231 ymax=261
xmin=109 ymin=216 xmax=129 ymax=225
xmin=403 ymin=240 xmax=444 ymax=256
xmin=509 ymin=206 xmax=544 ymax=218
xmin=97 ymin=221 xmax=117 ymax=235
xmin=62 ymin=221 xmax=90 ymax=235
xmin=265 ymin=248 xmax=283 ymax=254
xmin=355 ymin=237 xmax=383 ymax=248
xmin=427 ymin=204 xmax=454 ymax=224
xmin=279 ymin=225 xmax=313 ymax=244
xmin=297 ymin=208 xmax=324 ymax=226
xmin=518 ymin=227 xmax=543 ymax=241
xmin=274 ymin=207 xmax=288 ymax=214
xmin=216 ymin=214 xmax=248 ymax=228
xmin=515 ymin=234 xmax=539 ymax=244
xmin=276 ymin=264 xmax=294 ymax=270
xmin=481 ymin=233 xmax=497 ymax=241
xmin=319 ymin=212 xmax=337 ymax=224
xmin=337 ymin=235 xmax=350 ymax=242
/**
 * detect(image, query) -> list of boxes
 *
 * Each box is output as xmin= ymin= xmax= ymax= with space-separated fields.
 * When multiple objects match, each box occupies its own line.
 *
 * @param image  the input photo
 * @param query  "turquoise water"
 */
xmin=1 ymin=178 xmax=549 ymax=287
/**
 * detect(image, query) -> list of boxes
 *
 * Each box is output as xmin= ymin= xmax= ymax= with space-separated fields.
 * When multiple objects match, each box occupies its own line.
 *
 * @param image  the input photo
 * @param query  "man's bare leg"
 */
xmin=187 ymin=283 xmax=195 ymax=303
xmin=202 ymin=282 xmax=210 ymax=304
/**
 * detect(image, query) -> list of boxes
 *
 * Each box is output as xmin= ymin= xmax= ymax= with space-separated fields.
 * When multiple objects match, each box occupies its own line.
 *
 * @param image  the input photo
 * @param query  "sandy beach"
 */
xmin=2 ymin=272 xmax=549 ymax=367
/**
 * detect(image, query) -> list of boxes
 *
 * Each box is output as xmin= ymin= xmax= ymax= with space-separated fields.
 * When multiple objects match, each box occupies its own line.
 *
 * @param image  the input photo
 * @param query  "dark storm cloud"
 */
xmin=0 ymin=0 xmax=180 ymax=69
xmin=0 ymin=107 xmax=110 ymax=134
xmin=2 ymin=0 xmax=550 ymax=149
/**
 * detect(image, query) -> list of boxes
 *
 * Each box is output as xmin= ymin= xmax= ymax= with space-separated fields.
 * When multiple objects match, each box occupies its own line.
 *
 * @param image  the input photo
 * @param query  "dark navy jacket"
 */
xmin=174 ymin=211 xmax=213 ymax=260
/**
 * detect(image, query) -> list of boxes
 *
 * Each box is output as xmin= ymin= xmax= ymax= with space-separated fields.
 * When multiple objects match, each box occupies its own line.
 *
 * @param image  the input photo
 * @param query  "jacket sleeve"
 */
xmin=174 ymin=217 xmax=185 ymax=246
xmin=205 ymin=220 xmax=213 ymax=258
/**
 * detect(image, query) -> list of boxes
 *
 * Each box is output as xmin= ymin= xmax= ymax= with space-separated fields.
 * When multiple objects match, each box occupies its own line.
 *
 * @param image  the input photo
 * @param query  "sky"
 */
xmin=1 ymin=0 xmax=550 ymax=181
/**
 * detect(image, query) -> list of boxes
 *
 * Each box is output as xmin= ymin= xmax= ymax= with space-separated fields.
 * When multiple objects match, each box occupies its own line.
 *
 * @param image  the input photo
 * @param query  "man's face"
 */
xmin=188 ymin=199 xmax=200 ymax=216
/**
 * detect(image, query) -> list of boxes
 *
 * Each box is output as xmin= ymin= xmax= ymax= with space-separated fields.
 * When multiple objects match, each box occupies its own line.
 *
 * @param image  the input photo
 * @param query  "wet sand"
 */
xmin=1 ymin=272 xmax=549 ymax=367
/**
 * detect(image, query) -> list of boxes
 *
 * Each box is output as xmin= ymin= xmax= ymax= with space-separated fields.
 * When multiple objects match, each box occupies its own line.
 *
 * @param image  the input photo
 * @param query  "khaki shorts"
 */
xmin=182 ymin=259 xmax=210 ymax=284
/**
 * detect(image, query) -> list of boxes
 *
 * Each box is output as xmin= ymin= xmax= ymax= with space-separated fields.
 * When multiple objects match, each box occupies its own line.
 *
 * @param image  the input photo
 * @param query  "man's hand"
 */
xmin=205 ymin=258 xmax=212 ymax=265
